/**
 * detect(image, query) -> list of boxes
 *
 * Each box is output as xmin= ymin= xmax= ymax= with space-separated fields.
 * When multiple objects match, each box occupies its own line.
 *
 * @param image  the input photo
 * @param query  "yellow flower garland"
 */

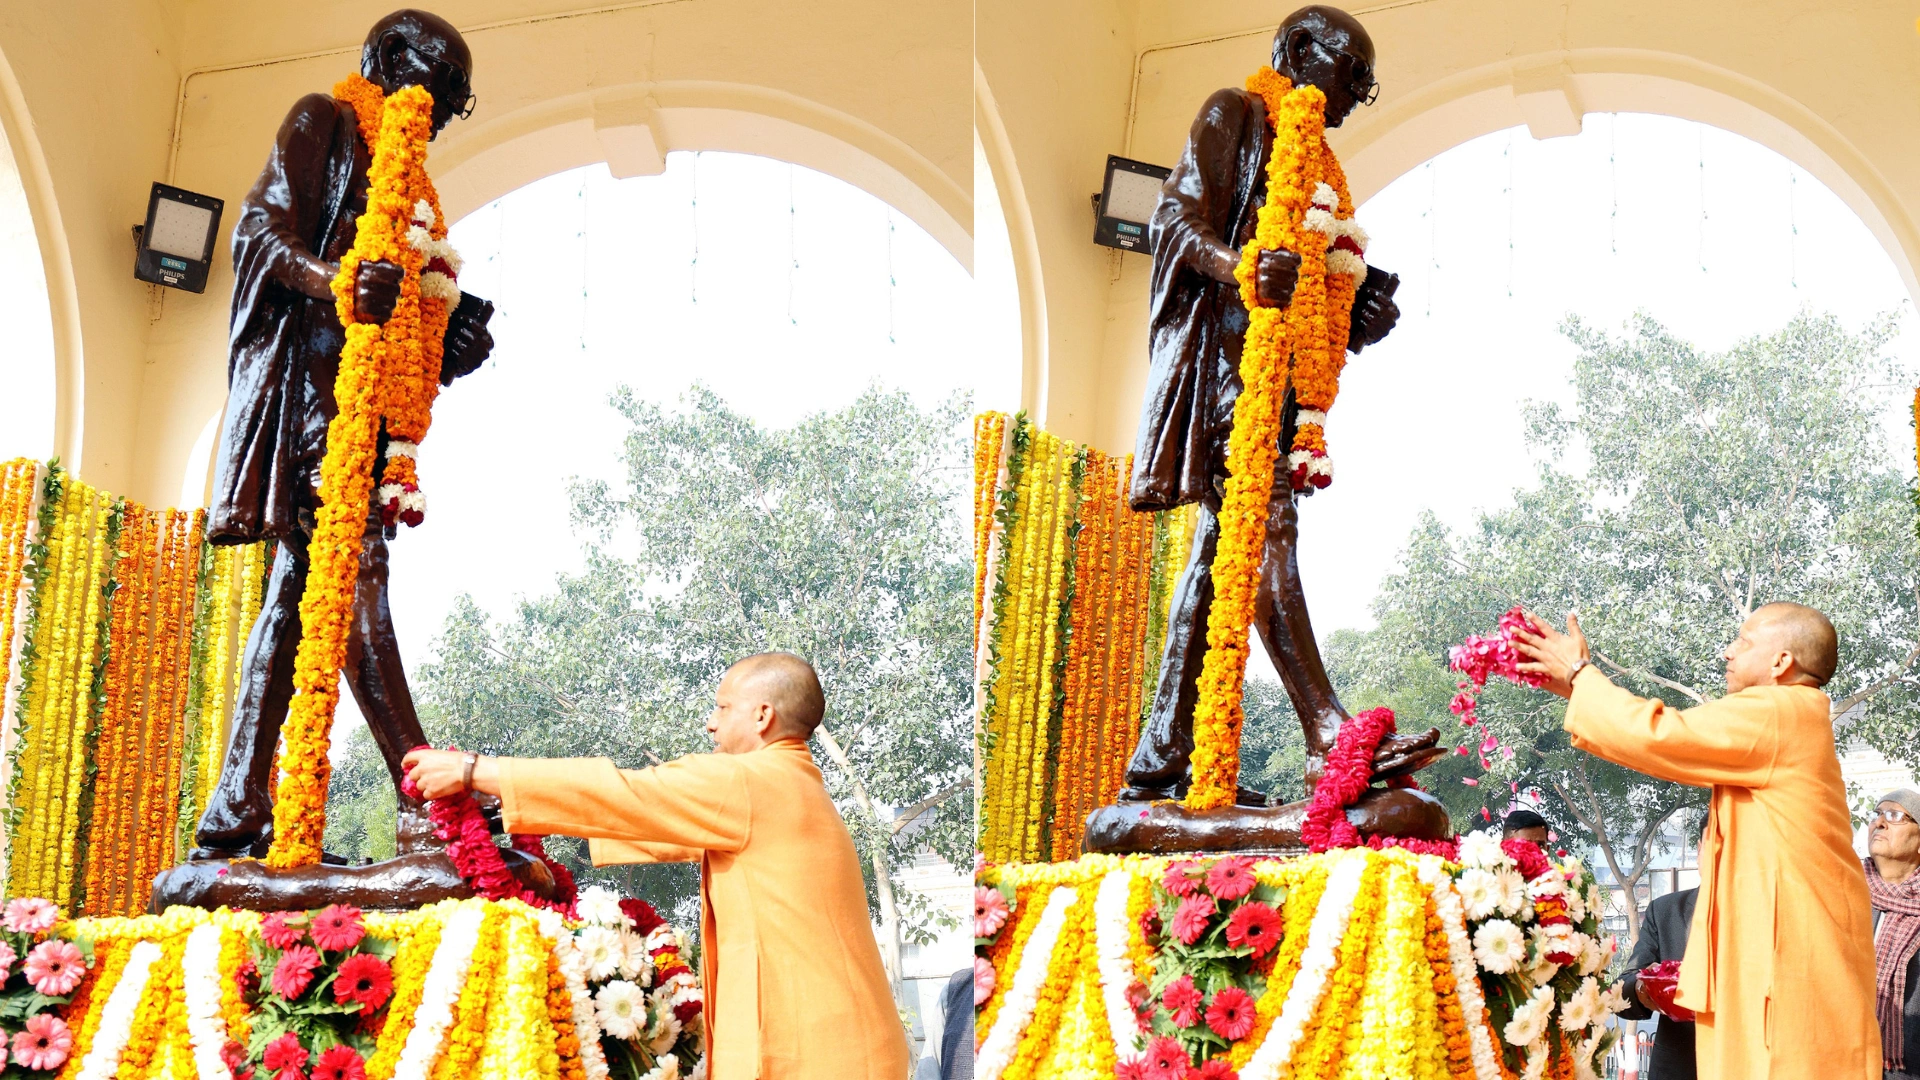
xmin=433 ymin=906 xmax=504 ymax=1080
xmin=367 ymin=908 xmax=443 ymax=1080
xmin=1002 ymin=882 xmax=1094 ymax=1080
xmin=1288 ymin=860 xmax=1380 ymax=1078
xmin=474 ymin=912 xmax=562 ymax=1080
xmin=54 ymin=938 xmax=132 ymax=1080
xmin=267 ymin=77 xmax=439 ymax=868
xmin=1186 ymin=69 xmax=1361 ymax=810
xmin=1230 ymin=861 xmax=1331 ymax=1069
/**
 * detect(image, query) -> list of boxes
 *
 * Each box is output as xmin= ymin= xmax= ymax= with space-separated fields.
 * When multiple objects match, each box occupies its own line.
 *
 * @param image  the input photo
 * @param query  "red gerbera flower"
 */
xmin=1204 ymin=856 xmax=1256 ymax=901
xmin=1187 ymin=1057 xmax=1238 ymax=1080
xmin=310 ymin=1045 xmax=367 ymax=1080
xmin=310 ymin=905 xmax=366 ymax=952
xmin=333 ymin=953 xmax=395 ymax=1011
xmin=1162 ymin=860 xmax=1202 ymax=898
xmin=1144 ymin=1036 xmax=1189 ymax=1080
xmin=259 ymin=912 xmax=306 ymax=950
xmin=1161 ymin=974 xmax=1203 ymax=1028
xmin=1223 ymin=901 xmax=1283 ymax=958
xmin=271 ymin=945 xmax=322 ymax=1000
xmin=1117 ymin=1057 xmax=1153 ymax=1080
xmin=262 ymin=1033 xmax=308 ymax=1074
xmin=1205 ymin=986 xmax=1256 ymax=1041
xmin=1171 ymin=895 xmax=1216 ymax=945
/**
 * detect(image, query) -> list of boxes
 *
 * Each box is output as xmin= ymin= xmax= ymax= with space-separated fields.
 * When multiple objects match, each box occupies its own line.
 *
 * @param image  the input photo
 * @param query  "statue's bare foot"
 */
xmin=1115 ymin=784 xmax=1270 ymax=807
xmin=1270 ymin=784 xmax=1451 ymax=841
xmin=1371 ymin=727 xmax=1445 ymax=781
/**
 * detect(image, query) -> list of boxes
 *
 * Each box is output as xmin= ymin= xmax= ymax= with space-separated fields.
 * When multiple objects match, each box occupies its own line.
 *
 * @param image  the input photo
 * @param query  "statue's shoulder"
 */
xmin=1193 ymin=86 xmax=1260 ymax=132
xmin=278 ymin=91 xmax=348 ymax=138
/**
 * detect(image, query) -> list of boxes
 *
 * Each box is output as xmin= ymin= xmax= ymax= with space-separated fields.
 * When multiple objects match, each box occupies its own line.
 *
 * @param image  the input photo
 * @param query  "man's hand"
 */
xmin=1634 ymin=977 xmax=1656 ymax=1011
xmin=354 ymin=259 xmax=405 ymax=324
xmin=1253 ymin=249 xmax=1301 ymax=309
xmin=401 ymin=747 xmax=501 ymax=799
xmin=439 ymin=294 xmax=495 ymax=385
xmin=1512 ymin=611 xmax=1592 ymax=699
xmin=1348 ymin=265 xmax=1400 ymax=352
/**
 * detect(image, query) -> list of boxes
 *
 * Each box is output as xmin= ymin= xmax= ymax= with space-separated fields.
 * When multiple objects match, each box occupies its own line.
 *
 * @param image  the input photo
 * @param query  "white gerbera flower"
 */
xmin=579 ymin=926 xmax=625 ymax=982
xmin=1472 ymin=920 xmax=1526 ymax=974
xmin=1601 ymin=980 xmax=1629 ymax=1015
xmin=689 ymin=1058 xmax=708 ymax=1080
xmin=1565 ymin=884 xmax=1587 ymax=923
xmin=578 ymin=886 xmax=630 ymax=928
xmin=1503 ymin=986 xmax=1555 ymax=1047
xmin=1525 ymin=953 xmax=1561 ymax=986
xmin=1492 ymin=867 xmax=1528 ymax=919
xmin=595 ymin=979 xmax=647 ymax=1040
xmin=619 ymin=931 xmax=654 ymax=983
xmin=1560 ymin=977 xmax=1601 ymax=1030
xmin=640 ymin=1056 xmax=681 ymax=1080
xmin=1458 ymin=869 xmax=1501 ymax=921
xmin=648 ymin=1014 xmax=683 ymax=1056
xmin=1577 ymin=935 xmax=1604 ymax=976
xmin=1458 ymin=831 xmax=1505 ymax=869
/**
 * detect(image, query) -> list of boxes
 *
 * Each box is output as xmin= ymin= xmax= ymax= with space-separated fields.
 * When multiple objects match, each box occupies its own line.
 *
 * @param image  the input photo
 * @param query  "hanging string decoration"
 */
xmin=973 ymin=413 xmax=1197 ymax=862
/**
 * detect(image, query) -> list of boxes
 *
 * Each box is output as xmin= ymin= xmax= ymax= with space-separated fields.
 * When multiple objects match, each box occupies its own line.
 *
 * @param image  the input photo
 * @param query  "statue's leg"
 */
xmin=1252 ymin=483 xmax=1348 ymax=788
xmin=340 ymin=519 xmax=436 ymax=855
xmin=191 ymin=533 xmax=309 ymax=859
xmin=1118 ymin=502 xmax=1220 ymax=799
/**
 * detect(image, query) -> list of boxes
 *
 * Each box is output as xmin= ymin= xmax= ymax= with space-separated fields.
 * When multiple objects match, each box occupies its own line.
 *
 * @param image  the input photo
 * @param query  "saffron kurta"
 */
xmin=1563 ymin=670 xmax=1879 ymax=1078
xmin=499 ymin=739 xmax=909 ymax=1080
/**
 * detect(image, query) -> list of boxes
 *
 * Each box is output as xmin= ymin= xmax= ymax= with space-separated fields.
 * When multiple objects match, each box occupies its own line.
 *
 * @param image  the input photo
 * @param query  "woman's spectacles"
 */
xmin=1872 ymin=807 xmax=1914 ymax=825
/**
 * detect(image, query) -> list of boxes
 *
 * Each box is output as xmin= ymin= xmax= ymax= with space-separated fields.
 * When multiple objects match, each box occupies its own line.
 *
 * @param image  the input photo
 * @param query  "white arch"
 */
xmin=0 ymin=45 xmax=76 ymax=469
xmin=973 ymin=63 xmax=1049 ymax=422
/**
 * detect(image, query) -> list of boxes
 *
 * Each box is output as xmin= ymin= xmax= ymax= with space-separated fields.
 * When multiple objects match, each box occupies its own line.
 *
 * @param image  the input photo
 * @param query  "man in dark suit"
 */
xmin=1619 ymin=886 xmax=1698 ymax=1079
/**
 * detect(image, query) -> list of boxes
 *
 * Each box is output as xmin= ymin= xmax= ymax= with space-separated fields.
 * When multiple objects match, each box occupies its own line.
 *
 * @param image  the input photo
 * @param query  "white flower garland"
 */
xmin=1092 ymin=869 xmax=1143 ymax=1062
xmin=76 ymin=939 xmax=163 ymax=1080
xmin=1419 ymin=861 xmax=1504 ymax=1080
xmin=976 ymin=885 xmax=1076 ymax=1080
xmin=1239 ymin=850 xmax=1369 ymax=1080
xmin=394 ymin=902 xmax=487 ymax=1080
xmin=183 ymin=923 xmax=234 ymax=1080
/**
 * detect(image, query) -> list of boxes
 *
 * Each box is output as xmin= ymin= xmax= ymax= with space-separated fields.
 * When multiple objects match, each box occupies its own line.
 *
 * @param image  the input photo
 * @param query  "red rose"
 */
xmin=619 ymin=898 xmax=665 ymax=935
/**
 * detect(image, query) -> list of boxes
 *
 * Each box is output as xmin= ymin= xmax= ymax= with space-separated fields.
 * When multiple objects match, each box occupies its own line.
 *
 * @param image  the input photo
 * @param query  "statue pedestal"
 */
xmin=1082 ymin=786 xmax=1450 ymax=856
xmin=149 ymin=846 xmax=557 ymax=913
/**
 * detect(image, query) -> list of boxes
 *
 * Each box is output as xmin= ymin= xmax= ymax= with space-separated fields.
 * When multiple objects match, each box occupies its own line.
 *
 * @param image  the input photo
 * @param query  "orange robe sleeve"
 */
xmin=1560 ymin=668 xmax=1777 ymax=788
xmin=496 ymin=754 xmax=749 ymax=865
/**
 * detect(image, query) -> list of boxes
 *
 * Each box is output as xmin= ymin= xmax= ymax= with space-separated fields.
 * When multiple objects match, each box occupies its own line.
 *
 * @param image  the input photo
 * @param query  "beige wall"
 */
xmin=1 ymin=0 xmax=970 ymax=506
xmin=978 ymin=0 xmax=1920 ymax=456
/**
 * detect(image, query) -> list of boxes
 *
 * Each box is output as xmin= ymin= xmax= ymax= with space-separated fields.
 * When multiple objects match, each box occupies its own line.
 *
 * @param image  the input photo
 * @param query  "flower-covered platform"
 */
xmin=975 ymin=840 xmax=1628 ymax=1080
xmin=0 ymin=888 xmax=702 ymax=1080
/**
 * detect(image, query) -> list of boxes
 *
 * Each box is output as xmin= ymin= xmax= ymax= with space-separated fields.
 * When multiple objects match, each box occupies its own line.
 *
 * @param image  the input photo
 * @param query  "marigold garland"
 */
xmin=367 ymin=908 xmax=443 ymax=1080
xmin=268 ymin=76 xmax=441 ymax=869
xmin=432 ymin=906 xmax=504 ymax=1080
xmin=1185 ymin=69 xmax=1365 ymax=811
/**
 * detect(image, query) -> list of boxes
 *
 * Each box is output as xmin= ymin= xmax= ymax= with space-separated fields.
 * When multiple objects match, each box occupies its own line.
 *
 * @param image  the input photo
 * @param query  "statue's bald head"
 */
xmin=362 ymin=10 xmax=474 ymax=135
xmin=1270 ymin=6 xmax=1377 ymax=128
xmin=724 ymin=652 xmax=826 ymax=740
xmin=1751 ymin=602 xmax=1838 ymax=686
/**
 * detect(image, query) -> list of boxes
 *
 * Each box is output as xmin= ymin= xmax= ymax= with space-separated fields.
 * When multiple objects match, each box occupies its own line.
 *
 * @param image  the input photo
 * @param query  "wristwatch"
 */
xmin=460 ymin=752 xmax=479 ymax=792
xmin=1566 ymin=658 xmax=1589 ymax=684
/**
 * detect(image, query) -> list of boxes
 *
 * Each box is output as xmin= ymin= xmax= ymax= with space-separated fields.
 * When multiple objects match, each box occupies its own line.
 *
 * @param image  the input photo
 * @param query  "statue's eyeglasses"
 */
xmin=1873 ymin=807 xmax=1915 ymax=825
xmin=402 ymin=40 xmax=477 ymax=120
xmin=1304 ymin=32 xmax=1379 ymax=107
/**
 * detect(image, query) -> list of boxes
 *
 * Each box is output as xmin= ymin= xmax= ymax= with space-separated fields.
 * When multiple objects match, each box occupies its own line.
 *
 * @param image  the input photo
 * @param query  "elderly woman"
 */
xmin=1871 ymin=789 xmax=1920 ymax=1080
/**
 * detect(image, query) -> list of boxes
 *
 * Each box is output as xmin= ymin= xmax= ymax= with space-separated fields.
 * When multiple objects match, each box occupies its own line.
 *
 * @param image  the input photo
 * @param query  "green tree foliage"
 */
xmin=1239 ymin=312 xmax=1917 ymax=938
xmin=326 ymin=386 xmax=974 ymax=950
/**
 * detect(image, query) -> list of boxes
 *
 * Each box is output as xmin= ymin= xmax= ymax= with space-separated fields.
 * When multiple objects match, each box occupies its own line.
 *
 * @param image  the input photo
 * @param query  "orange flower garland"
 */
xmin=547 ymin=946 xmax=587 ymax=1080
xmin=1002 ymin=884 xmax=1094 ymax=1080
xmin=268 ymin=78 xmax=439 ymax=868
xmin=55 ymin=938 xmax=132 ymax=1080
xmin=1425 ymin=893 xmax=1478 ymax=1080
xmin=1289 ymin=860 xmax=1381 ymax=1078
xmin=1186 ymin=68 xmax=1361 ymax=811
xmin=1229 ymin=862 xmax=1331 ymax=1068
xmin=974 ymin=412 xmax=1009 ymax=639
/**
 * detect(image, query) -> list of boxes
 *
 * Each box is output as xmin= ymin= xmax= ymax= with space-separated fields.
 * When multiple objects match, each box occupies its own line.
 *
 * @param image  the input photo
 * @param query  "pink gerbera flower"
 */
xmin=11 ymin=1013 xmax=71 ymax=1071
xmin=1117 ymin=1057 xmax=1153 ymax=1080
xmin=2 ymin=897 xmax=57 ymax=935
xmin=310 ymin=905 xmax=366 ymax=952
xmin=1171 ymin=895 xmax=1215 ymax=945
xmin=1205 ymin=986 xmax=1256 ymax=1041
xmin=23 ymin=940 xmax=84 ymax=995
xmin=1187 ymin=1057 xmax=1238 ymax=1080
xmin=1204 ymin=856 xmax=1256 ymax=901
xmin=310 ymin=1045 xmax=367 ymax=1080
xmin=0 ymin=940 xmax=17 ymax=977
xmin=1144 ymin=1036 xmax=1189 ymax=1080
xmin=1161 ymin=974 xmax=1203 ymax=1027
xmin=271 ymin=945 xmax=322 ymax=1000
xmin=260 ymin=911 xmax=306 ymax=950
xmin=974 ymin=887 xmax=1010 ymax=939
xmin=972 ymin=956 xmax=995 ymax=1007
xmin=1161 ymin=860 xmax=1203 ymax=898
xmin=1223 ymin=901 xmax=1283 ymax=958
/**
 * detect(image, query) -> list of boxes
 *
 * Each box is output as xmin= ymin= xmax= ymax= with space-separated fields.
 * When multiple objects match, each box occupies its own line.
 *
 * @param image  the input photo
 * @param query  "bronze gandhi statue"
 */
xmin=195 ymin=10 xmax=494 ymax=862
xmin=1090 ymin=6 xmax=1449 ymax=850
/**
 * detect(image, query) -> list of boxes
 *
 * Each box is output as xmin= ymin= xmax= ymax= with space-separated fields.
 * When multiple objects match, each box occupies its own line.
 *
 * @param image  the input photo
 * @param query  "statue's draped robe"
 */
xmin=1564 ymin=672 xmax=1880 ymax=1079
xmin=210 ymin=92 xmax=367 ymax=544
xmin=1131 ymin=87 xmax=1273 ymax=512
xmin=499 ymin=739 xmax=911 ymax=1080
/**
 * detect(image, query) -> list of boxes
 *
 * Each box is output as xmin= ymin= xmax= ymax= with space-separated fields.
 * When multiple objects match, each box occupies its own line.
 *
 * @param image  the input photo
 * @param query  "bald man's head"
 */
xmin=1723 ymin=602 xmax=1838 ymax=692
xmin=726 ymin=652 xmax=826 ymax=739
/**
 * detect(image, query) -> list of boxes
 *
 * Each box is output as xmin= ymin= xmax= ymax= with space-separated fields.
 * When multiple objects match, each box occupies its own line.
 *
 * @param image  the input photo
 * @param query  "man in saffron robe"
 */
xmin=195 ymin=9 xmax=495 ymax=860
xmin=403 ymin=652 xmax=910 ymax=1080
xmin=1515 ymin=603 xmax=1881 ymax=1078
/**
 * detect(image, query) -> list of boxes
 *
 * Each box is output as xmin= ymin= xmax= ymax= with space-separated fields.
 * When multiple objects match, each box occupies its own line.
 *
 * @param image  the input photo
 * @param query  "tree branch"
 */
xmin=890 ymin=781 xmax=967 ymax=836
xmin=1830 ymin=638 xmax=1920 ymax=721
xmin=1590 ymin=649 xmax=1707 ymax=705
